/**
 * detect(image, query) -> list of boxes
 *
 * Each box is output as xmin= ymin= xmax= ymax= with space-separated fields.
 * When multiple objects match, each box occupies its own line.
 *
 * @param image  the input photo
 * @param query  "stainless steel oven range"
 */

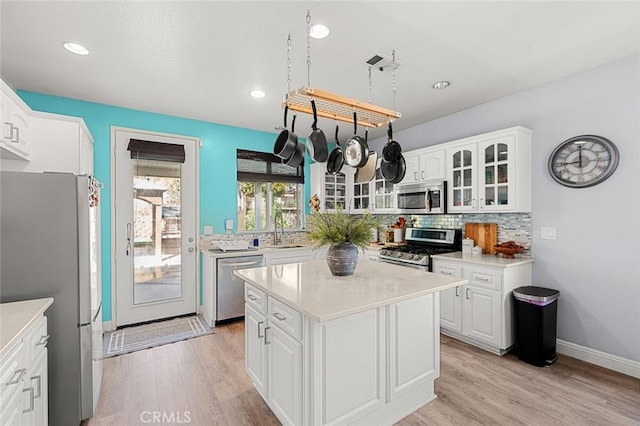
xmin=378 ymin=228 xmax=462 ymax=271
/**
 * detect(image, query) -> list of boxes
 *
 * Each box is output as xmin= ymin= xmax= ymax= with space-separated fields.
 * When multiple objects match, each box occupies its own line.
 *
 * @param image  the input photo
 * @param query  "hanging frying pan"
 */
xmin=326 ymin=125 xmax=344 ymax=175
xmin=381 ymin=152 xmax=407 ymax=184
xmin=382 ymin=122 xmax=402 ymax=163
xmin=273 ymin=106 xmax=298 ymax=159
xmin=283 ymin=115 xmax=305 ymax=168
xmin=343 ymin=112 xmax=369 ymax=168
xmin=307 ymin=100 xmax=328 ymax=162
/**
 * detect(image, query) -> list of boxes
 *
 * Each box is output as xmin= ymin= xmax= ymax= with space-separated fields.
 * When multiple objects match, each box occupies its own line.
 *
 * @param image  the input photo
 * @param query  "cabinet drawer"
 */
xmin=466 ymin=267 xmax=502 ymax=291
xmin=0 ymin=340 xmax=27 ymax=412
xmin=245 ymin=283 xmax=267 ymax=315
xmin=24 ymin=316 xmax=48 ymax=363
xmin=268 ymin=298 xmax=302 ymax=341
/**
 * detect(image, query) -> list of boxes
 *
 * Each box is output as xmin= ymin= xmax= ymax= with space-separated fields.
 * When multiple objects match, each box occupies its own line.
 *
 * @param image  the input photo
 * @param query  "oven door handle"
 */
xmin=425 ymin=189 xmax=432 ymax=212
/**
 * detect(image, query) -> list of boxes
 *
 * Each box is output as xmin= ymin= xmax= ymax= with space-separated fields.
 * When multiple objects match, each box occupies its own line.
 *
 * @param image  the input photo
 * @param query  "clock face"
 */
xmin=548 ymin=135 xmax=619 ymax=188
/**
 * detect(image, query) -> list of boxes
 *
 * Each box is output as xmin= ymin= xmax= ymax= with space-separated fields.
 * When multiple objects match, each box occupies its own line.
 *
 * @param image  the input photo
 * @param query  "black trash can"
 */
xmin=513 ymin=286 xmax=560 ymax=367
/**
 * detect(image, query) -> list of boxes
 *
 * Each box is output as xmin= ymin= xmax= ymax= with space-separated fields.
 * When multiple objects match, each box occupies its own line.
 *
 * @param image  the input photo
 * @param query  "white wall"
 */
xmin=370 ymin=55 xmax=640 ymax=362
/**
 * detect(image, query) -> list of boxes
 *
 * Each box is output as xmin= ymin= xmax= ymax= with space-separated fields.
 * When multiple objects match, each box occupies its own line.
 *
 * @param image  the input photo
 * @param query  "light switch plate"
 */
xmin=541 ymin=227 xmax=557 ymax=240
xmin=203 ymin=226 xmax=213 ymax=235
xmin=225 ymin=219 xmax=234 ymax=231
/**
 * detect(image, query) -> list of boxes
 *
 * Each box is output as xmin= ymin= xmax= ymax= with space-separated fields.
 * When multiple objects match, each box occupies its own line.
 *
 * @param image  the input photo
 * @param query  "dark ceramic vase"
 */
xmin=326 ymin=242 xmax=359 ymax=276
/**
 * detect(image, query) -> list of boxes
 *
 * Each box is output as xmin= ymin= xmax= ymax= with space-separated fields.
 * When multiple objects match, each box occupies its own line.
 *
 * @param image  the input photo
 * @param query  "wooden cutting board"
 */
xmin=464 ymin=223 xmax=498 ymax=254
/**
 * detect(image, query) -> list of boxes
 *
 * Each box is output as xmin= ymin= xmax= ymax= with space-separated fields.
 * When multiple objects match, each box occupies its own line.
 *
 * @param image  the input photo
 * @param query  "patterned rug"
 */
xmin=102 ymin=315 xmax=212 ymax=358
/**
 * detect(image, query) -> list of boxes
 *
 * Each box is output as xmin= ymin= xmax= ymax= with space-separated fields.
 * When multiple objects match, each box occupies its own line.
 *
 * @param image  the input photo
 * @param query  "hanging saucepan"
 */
xmin=307 ymin=100 xmax=328 ymax=162
xmin=382 ymin=122 xmax=402 ymax=163
xmin=273 ymin=106 xmax=298 ymax=159
xmin=283 ymin=115 xmax=305 ymax=168
xmin=381 ymin=152 xmax=407 ymax=184
xmin=326 ymin=125 xmax=344 ymax=175
xmin=343 ymin=112 xmax=369 ymax=168
xmin=355 ymin=151 xmax=377 ymax=183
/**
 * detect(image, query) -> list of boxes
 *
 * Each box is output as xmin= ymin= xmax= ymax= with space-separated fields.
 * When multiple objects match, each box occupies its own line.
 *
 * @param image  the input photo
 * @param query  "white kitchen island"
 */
xmin=234 ymin=260 xmax=467 ymax=426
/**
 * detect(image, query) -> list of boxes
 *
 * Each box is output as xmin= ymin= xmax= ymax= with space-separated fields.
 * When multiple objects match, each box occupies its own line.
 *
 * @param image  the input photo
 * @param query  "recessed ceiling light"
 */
xmin=250 ymin=89 xmax=265 ymax=98
xmin=432 ymin=80 xmax=450 ymax=90
xmin=63 ymin=42 xmax=89 ymax=55
xmin=310 ymin=24 xmax=330 ymax=39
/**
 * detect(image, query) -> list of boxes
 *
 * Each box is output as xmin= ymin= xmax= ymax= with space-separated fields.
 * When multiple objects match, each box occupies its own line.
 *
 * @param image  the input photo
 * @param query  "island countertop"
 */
xmin=234 ymin=260 xmax=467 ymax=322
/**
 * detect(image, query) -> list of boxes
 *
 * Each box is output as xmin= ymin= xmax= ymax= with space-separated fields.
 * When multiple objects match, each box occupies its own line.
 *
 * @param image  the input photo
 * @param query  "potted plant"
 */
xmin=306 ymin=207 xmax=380 ymax=276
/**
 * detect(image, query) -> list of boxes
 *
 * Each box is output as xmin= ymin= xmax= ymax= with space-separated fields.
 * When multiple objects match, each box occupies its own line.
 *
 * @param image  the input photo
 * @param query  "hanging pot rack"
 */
xmin=283 ymin=87 xmax=401 ymax=128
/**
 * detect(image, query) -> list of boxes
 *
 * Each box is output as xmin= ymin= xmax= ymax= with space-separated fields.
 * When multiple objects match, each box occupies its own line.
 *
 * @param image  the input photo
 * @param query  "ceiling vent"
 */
xmin=365 ymin=54 xmax=399 ymax=72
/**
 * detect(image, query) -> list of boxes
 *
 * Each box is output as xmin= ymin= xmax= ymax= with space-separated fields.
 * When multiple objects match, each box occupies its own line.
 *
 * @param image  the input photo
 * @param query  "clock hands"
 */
xmin=578 ymin=146 xmax=583 ymax=168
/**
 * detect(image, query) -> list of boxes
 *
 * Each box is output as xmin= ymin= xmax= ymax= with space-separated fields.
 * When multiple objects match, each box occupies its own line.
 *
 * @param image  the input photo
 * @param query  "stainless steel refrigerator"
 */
xmin=1 ymin=171 xmax=103 ymax=426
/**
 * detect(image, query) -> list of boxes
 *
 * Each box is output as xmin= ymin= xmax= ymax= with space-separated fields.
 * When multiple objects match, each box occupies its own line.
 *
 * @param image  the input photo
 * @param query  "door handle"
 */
xmin=264 ymin=326 xmax=271 ymax=345
xmin=22 ymin=387 xmax=35 ymax=413
xmin=257 ymin=321 xmax=264 ymax=338
xmin=126 ymin=223 xmax=132 ymax=256
xmin=455 ymin=286 xmax=460 ymax=297
xmin=466 ymin=288 xmax=471 ymax=299
xmin=31 ymin=375 xmax=42 ymax=399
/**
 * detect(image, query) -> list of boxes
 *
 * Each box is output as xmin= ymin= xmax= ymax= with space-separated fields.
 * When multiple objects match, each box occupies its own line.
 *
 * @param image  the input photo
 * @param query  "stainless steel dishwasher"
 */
xmin=216 ymin=254 xmax=264 ymax=322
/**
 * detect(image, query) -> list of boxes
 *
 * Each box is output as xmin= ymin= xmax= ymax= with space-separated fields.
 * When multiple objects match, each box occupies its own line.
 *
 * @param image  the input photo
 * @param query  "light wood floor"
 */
xmin=85 ymin=321 xmax=640 ymax=426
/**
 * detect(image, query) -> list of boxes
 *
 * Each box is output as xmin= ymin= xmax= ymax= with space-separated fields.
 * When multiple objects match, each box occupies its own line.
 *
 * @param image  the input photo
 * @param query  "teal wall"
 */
xmin=18 ymin=91 xmax=310 ymax=322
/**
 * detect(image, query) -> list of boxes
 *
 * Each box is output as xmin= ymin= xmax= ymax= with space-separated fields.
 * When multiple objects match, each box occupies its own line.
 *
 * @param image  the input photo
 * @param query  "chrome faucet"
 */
xmin=273 ymin=211 xmax=284 ymax=245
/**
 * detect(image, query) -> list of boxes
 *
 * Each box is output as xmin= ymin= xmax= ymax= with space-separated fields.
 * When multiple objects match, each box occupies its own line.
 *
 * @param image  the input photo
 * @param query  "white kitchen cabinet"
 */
xmin=433 ymin=255 xmax=532 ymax=355
xmin=347 ymin=166 xmax=374 ymax=214
xmin=371 ymin=158 xmax=396 ymax=213
xmin=401 ymin=147 xmax=445 ymax=184
xmin=1 ymin=111 xmax=94 ymax=174
xmin=245 ymin=283 xmax=303 ymax=425
xmin=310 ymin=162 xmax=348 ymax=212
xmin=1 ymin=79 xmax=31 ymax=160
xmin=446 ymin=126 xmax=531 ymax=213
xmin=0 ymin=306 xmax=50 ymax=426
xmin=245 ymin=303 xmax=268 ymax=399
xmin=244 ymin=278 xmax=442 ymax=425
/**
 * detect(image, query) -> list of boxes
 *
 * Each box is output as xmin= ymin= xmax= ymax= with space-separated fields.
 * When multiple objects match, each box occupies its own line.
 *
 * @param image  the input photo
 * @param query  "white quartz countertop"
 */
xmin=0 ymin=298 xmax=53 ymax=359
xmin=432 ymin=252 xmax=534 ymax=267
xmin=234 ymin=260 xmax=467 ymax=322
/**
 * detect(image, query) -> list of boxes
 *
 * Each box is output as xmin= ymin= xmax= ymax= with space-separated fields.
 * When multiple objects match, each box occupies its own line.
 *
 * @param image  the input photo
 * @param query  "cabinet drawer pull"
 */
xmin=466 ymin=288 xmax=471 ymax=299
xmin=257 ymin=321 xmax=264 ymax=339
xmin=3 ymin=122 xmax=14 ymax=140
xmin=441 ymin=270 xmax=454 ymax=276
xmin=6 ymin=368 xmax=27 ymax=386
xmin=264 ymin=326 xmax=271 ymax=345
xmin=31 ymin=375 xmax=42 ymax=399
xmin=273 ymin=312 xmax=287 ymax=321
xmin=475 ymin=276 xmax=490 ymax=282
xmin=36 ymin=334 xmax=50 ymax=346
xmin=247 ymin=294 xmax=258 ymax=301
xmin=23 ymin=387 xmax=35 ymax=413
xmin=421 ymin=171 xmax=425 ymax=179
xmin=414 ymin=171 xmax=418 ymax=180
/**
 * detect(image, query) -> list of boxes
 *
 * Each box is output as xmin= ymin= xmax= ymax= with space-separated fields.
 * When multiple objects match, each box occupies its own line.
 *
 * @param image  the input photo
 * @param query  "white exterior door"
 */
xmin=112 ymin=127 xmax=199 ymax=327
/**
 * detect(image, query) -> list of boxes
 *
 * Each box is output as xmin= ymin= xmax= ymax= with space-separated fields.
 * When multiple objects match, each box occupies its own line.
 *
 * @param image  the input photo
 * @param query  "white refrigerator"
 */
xmin=0 ymin=171 xmax=103 ymax=425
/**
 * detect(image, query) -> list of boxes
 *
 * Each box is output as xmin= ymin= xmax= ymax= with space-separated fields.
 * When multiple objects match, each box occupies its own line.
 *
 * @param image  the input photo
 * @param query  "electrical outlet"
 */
xmin=203 ymin=226 xmax=213 ymax=235
xmin=541 ymin=227 xmax=557 ymax=240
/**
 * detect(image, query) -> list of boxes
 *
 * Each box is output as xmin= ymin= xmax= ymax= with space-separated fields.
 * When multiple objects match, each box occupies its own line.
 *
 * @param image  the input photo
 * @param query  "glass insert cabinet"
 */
xmin=446 ymin=127 xmax=531 ymax=213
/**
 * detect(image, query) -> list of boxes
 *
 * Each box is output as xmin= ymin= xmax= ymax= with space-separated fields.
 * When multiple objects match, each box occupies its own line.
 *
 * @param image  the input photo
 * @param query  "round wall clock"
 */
xmin=548 ymin=135 xmax=619 ymax=188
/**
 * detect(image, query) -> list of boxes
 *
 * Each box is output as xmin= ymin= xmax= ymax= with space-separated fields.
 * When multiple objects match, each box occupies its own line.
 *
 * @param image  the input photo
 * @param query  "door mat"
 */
xmin=103 ymin=315 xmax=212 ymax=358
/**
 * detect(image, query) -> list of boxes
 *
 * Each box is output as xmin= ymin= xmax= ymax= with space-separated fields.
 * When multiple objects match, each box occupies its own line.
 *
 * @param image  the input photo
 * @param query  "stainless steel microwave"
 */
xmin=396 ymin=181 xmax=447 ymax=214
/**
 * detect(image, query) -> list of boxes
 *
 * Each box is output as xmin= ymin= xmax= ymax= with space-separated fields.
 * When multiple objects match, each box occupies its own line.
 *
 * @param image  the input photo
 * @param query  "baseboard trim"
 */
xmin=556 ymin=339 xmax=640 ymax=379
xmin=102 ymin=321 xmax=114 ymax=332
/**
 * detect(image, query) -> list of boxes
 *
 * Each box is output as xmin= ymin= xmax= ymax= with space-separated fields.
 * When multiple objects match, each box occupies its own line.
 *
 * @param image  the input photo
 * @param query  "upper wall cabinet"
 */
xmin=446 ymin=126 xmax=531 ymax=213
xmin=400 ymin=147 xmax=445 ymax=184
xmin=1 ymin=80 xmax=32 ymax=161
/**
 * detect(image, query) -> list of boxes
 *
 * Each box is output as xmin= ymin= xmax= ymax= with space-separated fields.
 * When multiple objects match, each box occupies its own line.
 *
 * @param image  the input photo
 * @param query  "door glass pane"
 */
xmin=354 ymin=199 xmax=361 ymax=209
xmin=453 ymin=170 xmax=461 ymax=187
xmin=498 ymin=186 xmax=508 ymax=205
xmin=354 ymin=185 xmax=361 ymax=196
xmin=132 ymin=159 xmax=182 ymax=304
xmin=485 ymin=145 xmax=495 ymax=163
xmin=498 ymin=143 xmax=508 ymax=161
xmin=498 ymin=164 xmax=508 ymax=183
xmin=463 ymin=168 xmax=472 ymax=186
xmin=463 ymin=188 xmax=473 ymax=206
xmin=453 ymin=189 xmax=461 ymax=206
xmin=485 ymin=187 xmax=495 ymax=206
xmin=463 ymin=150 xmax=472 ymax=166
xmin=453 ymin=151 xmax=461 ymax=168
xmin=485 ymin=166 xmax=495 ymax=185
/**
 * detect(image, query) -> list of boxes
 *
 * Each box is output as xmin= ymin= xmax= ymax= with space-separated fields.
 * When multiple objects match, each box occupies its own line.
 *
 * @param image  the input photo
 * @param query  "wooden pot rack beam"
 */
xmin=283 ymin=86 xmax=401 ymax=128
